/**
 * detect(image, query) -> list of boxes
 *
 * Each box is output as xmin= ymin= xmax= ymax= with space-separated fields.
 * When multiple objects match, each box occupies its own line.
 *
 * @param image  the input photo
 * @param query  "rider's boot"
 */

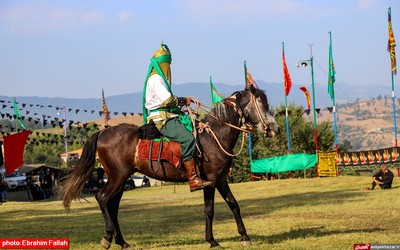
xmin=183 ymin=158 xmax=211 ymax=192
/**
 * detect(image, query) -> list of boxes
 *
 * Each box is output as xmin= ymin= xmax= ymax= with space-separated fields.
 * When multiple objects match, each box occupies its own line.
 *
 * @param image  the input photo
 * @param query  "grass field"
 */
xmin=1 ymin=176 xmax=400 ymax=250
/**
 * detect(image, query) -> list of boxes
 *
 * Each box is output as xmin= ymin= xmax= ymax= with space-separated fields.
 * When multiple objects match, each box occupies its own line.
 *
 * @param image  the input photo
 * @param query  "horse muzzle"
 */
xmin=264 ymin=126 xmax=280 ymax=138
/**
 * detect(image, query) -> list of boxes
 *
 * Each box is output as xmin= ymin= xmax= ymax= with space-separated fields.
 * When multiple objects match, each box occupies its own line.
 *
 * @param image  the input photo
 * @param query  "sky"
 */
xmin=1 ymin=0 xmax=400 ymax=99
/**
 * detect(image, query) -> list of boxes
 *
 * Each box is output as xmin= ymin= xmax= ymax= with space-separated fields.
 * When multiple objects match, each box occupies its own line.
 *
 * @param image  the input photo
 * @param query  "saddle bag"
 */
xmin=138 ymin=120 xmax=162 ymax=140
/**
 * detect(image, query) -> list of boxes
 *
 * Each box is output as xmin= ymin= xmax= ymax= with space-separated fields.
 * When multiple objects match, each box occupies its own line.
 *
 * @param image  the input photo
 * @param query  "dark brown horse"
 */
xmin=59 ymin=85 xmax=280 ymax=249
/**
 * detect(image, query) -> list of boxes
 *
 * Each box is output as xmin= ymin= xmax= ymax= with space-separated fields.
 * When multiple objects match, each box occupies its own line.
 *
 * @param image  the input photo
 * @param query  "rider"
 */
xmin=142 ymin=43 xmax=211 ymax=192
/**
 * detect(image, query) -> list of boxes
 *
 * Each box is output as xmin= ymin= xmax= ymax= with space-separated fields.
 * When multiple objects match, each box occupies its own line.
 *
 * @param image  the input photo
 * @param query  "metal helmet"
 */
xmin=151 ymin=43 xmax=172 ymax=83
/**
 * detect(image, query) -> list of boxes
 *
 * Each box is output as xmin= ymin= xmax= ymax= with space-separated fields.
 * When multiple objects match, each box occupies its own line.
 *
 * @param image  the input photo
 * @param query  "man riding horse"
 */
xmin=142 ymin=43 xmax=211 ymax=192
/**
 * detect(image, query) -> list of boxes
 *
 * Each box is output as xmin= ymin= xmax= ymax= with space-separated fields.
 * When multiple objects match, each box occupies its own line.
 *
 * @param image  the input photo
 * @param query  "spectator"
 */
xmin=42 ymin=169 xmax=53 ymax=199
xmin=370 ymin=164 xmax=394 ymax=190
xmin=141 ymin=176 xmax=150 ymax=187
xmin=0 ymin=178 xmax=7 ymax=202
xmin=26 ymin=176 xmax=45 ymax=201
xmin=227 ymin=167 xmax=234 ymax=183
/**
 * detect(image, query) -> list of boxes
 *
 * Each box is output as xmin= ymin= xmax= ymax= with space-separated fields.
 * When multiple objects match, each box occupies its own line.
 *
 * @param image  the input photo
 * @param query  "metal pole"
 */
xmin=63 ymin=106 xmax=69 ymax=172
xmin=310 ymin=56 xmax=319 ymax=177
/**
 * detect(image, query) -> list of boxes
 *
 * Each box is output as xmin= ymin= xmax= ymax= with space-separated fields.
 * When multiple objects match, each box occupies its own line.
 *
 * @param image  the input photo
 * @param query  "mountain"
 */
xmin=0 ymin=81 xmax=390 ymax=123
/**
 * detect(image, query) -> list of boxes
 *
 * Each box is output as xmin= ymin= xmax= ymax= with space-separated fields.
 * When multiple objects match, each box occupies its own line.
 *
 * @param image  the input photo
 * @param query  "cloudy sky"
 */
xmin=1 ymin=0 xmax=399 ymax=98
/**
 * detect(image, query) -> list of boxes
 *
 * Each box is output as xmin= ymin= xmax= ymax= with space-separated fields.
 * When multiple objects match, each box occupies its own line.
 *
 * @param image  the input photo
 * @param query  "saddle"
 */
xmin=136 ymin=121 xmax=182 ymax=167
xmin=136 ymin=138 xmax=182 ymax=167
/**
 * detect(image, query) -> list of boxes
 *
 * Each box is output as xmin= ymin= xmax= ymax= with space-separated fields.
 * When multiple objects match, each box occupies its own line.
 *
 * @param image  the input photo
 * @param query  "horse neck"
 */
xmin=202 ymin=103 xmax=243 ymax=148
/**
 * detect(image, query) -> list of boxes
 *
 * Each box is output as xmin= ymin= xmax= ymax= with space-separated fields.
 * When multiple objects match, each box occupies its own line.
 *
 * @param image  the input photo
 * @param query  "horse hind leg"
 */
xmin=95 ymin=189 xmax=114 ymax=249
xmin=216 ymin=180 xmax=251 ymax=247
xmin=96 ymin=182 xmax=131 ymax=250
xmin=108 ymin=189 xmax=132 ymax=250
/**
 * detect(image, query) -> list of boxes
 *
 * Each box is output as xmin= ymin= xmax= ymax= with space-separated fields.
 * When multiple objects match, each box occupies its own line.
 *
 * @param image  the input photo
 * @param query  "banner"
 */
xmin=337 ymin=146 xmax=400 ymax=169
xmin=318 ymin=151 xmax=337 ymax=177
xmin=251 ymin=153 xmax=317 ymax=173
xmin=4 ymin=130 xmax=30 ymax=174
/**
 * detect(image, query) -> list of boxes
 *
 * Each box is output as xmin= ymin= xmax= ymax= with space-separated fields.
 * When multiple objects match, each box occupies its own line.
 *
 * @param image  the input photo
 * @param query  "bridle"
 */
xmin=191 ymin=90 xmax=272 ymax=157
xmin=219 ymin=90 xmax=271 ymax=134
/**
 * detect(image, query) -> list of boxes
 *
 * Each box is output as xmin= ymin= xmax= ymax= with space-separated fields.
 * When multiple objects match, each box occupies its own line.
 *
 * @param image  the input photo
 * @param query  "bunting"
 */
xmin=388 ymin=7 xmax=397 ymax=75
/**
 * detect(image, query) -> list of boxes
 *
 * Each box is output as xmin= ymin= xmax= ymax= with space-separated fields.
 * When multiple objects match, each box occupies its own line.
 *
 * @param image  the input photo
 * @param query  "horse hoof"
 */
xmin=101 ymin=238 xmax=111 ymax=249
xmin=121 ymin=243 xmax=132 ymax=250
xmin=241 ymin=240 xmax=251 ymax=247
xmin=210 ymin=243 xmax=221 ymax=248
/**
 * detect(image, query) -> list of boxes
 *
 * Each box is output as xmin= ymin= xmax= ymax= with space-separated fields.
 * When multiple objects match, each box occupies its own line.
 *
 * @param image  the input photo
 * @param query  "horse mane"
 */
xmin=206 ymin=88 xmax=269 ymax=121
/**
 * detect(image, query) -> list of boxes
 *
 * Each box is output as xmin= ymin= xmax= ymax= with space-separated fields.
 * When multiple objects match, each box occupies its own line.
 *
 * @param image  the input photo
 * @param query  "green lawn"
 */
xmin=1 ymin=176 xmax=400 ymax=250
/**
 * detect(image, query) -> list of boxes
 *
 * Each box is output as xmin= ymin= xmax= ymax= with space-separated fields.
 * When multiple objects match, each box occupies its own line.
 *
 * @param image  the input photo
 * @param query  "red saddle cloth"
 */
xmin=137 ymin=139 xmax=182 ymax=166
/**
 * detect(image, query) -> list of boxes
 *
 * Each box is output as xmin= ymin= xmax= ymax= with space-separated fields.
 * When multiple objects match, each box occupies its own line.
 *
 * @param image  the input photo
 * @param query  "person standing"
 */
xmin=0 ymin=178 xmax=7 ymax=202
xmin=142 ymin=43 xmax=211 ymax=192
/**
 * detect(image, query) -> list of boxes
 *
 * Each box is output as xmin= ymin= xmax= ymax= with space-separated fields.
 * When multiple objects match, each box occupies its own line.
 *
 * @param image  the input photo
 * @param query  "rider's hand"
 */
xmin=186 ymin=97 xmax=192 ymax=106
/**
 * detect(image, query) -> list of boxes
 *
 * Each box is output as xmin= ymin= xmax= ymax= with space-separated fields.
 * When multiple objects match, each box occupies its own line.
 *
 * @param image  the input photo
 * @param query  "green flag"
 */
xmin=328 ymin=31 xmax=336 ymax=101
xmin=13 ymin=97 xmax=26 ymax=130
xmin=210 ymin=76 xmax=223 ymax=105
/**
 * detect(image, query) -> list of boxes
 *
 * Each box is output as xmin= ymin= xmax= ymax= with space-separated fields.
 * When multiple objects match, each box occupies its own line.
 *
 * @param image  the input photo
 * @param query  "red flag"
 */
xmin=246 ymin=71 xmax=259 ymax=89
xmin=300 ymin=87 xmax=311 ymax=110
xmin=282 ymin=50 xmax=292 ymax=96
xmin=3 ymin=130 xmax=30 ymax=175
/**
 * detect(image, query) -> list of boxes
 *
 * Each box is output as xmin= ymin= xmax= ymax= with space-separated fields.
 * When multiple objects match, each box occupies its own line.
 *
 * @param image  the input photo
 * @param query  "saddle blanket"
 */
xmin=137 ymin=139 xmax=181 ymax=166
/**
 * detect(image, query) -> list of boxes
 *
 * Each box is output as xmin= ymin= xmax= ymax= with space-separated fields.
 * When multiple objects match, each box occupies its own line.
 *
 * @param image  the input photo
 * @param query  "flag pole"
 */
xmin=63 ymin=105 xmax=69 ymax=173
xmin=14 ymin=97 xmax=18 ymax=132
xmin=244 ymin=60 xmax=253 ymax=160
xmin=388 ymin=7 xmax=398 ymax=147
xmin=282 ymin=42 xmax=291 ymax=153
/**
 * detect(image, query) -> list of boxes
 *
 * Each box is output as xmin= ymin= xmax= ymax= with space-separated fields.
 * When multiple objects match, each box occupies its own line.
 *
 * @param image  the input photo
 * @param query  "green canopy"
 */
xmin=250 ymin=153 xmax=317 ymax=173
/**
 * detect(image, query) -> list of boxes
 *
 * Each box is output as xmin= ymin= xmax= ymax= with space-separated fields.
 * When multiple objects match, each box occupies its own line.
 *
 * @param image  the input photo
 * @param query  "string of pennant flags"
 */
xmin=0 ymin=99 xmax=142 ymax=118
xmin=0 ymin=97 xmax=145 ymax=147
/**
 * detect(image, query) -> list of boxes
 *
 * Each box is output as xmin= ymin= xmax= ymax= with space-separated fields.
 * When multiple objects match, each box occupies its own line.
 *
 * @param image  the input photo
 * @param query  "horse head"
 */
xmin=238 ymin=85 xmax=280 ymax=137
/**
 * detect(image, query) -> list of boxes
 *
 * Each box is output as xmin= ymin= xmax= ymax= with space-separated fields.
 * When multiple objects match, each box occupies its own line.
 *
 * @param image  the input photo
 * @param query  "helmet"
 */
xmin=151 ymin=43 xmax=172 ymax=83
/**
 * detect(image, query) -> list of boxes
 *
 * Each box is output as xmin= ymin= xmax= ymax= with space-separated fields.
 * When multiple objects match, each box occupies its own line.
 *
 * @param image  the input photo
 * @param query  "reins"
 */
xmin=197 ymin=121 xmax=246 ymax=157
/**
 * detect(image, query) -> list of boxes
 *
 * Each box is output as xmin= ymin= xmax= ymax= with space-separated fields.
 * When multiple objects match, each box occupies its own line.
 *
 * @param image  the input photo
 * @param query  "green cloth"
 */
xmin=250 ymin=153 xmax=317 ymax=173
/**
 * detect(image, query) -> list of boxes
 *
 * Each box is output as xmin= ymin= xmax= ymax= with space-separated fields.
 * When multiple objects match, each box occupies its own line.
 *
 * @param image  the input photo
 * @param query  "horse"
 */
xmin=59 ymin=85 xmax=280 ymax=249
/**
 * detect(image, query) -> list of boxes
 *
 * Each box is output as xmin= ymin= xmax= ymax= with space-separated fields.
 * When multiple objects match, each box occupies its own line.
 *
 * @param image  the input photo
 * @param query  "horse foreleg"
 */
xmin=217 ymin=179 xmax=251 ymax=247
xmin=203 ymin=187 xmax=219 ymax=248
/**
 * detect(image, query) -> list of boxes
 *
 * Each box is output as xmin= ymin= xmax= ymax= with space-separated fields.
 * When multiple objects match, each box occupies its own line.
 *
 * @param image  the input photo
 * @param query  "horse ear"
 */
xmin=245 ymin=83 xmax=256 ymax=93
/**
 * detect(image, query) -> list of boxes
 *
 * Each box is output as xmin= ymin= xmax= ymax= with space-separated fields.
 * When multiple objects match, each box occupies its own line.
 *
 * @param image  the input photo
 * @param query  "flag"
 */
xmin=3 ymin=130 xmax=30 ymax=174
xmin=210 ymin=77 xmax=224 ymax=105
xmin=246 ymin=71 xmax=259 ymax=89
xmin=13 ymin=98 xmax=26 ymax=130
xmin=328 ymin=31 xmax=336 ymax=100
xmin=300 ymin=86 xmax=311 ymax=110
xmin=388 ymin=7 xmax=397 ymax=75
xmin=282 ymin=50 xmax=292 ymax=96
xmin=102 ymin=89 xmax=111 ymax=122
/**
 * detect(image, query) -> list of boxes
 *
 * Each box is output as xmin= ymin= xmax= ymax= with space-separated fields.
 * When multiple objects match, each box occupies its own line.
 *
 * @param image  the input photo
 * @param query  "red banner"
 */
xmin=3 ymin=130 xmax=30 ymax=175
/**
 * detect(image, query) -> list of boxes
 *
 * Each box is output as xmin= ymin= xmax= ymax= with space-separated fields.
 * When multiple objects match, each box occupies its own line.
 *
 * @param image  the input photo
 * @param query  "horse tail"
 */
xmin=59 ymin=130 xmax=100 ymax=211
